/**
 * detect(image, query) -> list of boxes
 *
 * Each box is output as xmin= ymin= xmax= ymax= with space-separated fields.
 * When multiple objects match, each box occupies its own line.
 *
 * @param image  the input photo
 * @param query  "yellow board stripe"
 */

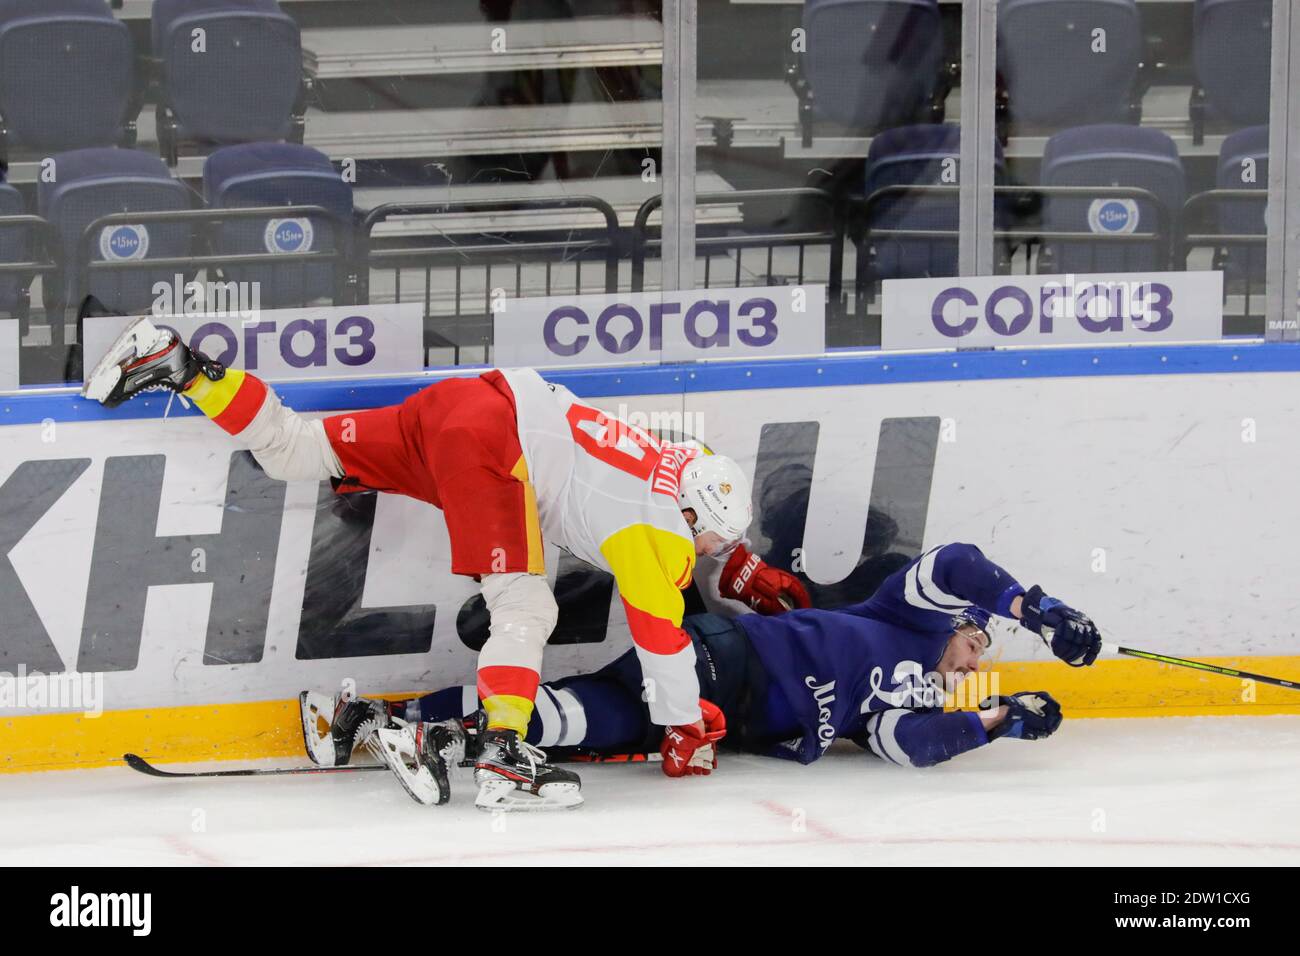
xmin=509 ymin=455 xmax=546 ymax=576
xmin=0 ymin=691 xmax=416 ymax=774
xmin=185 ymin=367 xmax=246 ymax=419
xmin=0 ymin=699 xmax=303 ymax=774
xmin=954 ymin=655 xmax=1300 ymax=717
xmin=1 ymin=655 xmax=1297 ymax=774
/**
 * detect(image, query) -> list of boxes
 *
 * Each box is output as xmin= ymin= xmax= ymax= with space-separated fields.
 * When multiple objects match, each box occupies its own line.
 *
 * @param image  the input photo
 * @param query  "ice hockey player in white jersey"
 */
xmin=83 ymin=318 xmax=808 ymax=810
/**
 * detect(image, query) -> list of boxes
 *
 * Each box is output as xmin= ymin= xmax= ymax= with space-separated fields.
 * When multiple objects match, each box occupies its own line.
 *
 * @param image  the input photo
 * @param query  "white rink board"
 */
xmin=685 ymin=372 xmax=1300 ymax=659
xmin=1 ymin=368 xmax=1298 ymax=712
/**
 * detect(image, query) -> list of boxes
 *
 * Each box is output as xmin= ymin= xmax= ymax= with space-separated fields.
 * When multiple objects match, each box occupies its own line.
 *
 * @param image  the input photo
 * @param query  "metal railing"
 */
xmin=67 ymin=204 xmax=353 ymax=351
xmin=857 ymin=183 xmax=1172 ymax=277
xmin=845 ymin=184 xmax=1174 ymax=346
xmin=1180 ymin=188 xmax=1267 ymax=332
xmin=631 ymin=187 xmax=845 ymax=303
xmin=360 ymin=196 xmax=621 ymax=365
xmin=0 ymin=214 xmax=59 ymax=334
xmin=4 ymin=182 xmax=1273 ymax=380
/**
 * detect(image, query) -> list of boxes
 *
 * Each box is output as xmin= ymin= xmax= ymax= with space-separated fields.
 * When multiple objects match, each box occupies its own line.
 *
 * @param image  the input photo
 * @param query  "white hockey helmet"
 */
xmin=677 ymin=453 xmax=752 ymax=554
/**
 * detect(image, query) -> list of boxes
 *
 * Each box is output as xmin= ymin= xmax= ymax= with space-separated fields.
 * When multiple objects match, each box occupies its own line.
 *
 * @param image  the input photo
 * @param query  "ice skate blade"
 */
xmin=299 ymin=690 xmax=336 ymax=768
xmin=474 ymin=777 xmax=584 ymax=812
xmin=81 ymin=316 xmax=160 ymax=403
xmin=373 ymin=727 xmax=445 ymax=807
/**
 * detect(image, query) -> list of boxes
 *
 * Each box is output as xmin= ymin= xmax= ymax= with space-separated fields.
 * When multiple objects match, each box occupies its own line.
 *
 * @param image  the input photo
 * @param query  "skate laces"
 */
xmin=161 ymin=389 xmax=190 ymax=420
xmin=519 ymin=739 xmax=548 ymax=774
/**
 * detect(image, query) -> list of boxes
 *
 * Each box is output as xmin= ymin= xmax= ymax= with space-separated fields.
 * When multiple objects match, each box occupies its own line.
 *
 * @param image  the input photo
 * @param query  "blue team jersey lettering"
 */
xmin=805 ymin=676 xmax=836 ymax=751
xmin=863 ymin=660 xmax=942 ymax=710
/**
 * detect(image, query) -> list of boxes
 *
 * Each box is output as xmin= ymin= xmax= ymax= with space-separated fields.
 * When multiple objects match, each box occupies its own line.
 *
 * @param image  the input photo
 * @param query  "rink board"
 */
xmin=2 ymin=342 xmax=1300 ymax=770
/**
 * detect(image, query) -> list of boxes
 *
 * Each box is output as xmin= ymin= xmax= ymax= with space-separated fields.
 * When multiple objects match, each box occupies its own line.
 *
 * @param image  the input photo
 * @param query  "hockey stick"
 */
xmin=566 ymin=751 xmax=663 ymax=763
xmin=122 ymin=753 xmax=390 ymax=778
xmin=1103 ymin=642 xmax=1300 ymax=691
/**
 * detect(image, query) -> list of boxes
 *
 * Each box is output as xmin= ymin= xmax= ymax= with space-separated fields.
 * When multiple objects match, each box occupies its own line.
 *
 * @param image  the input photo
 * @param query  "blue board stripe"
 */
xmin=1 ymin=342 xmax=1296 ymax=426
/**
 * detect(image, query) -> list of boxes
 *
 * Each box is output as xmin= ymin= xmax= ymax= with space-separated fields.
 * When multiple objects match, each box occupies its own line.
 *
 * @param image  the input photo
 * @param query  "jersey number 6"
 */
xmin=566 ymin=404 xmax=660 ymax=482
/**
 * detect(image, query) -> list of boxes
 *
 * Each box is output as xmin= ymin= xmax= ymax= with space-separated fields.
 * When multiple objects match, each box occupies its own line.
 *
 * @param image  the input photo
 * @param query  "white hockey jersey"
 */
xmin=496 ymin=367 xmax=703 ymax=726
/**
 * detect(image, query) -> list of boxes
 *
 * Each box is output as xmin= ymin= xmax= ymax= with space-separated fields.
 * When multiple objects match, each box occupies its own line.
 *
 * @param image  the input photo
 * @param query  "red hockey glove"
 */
xmin=660 ymin=699 xmax=727 ymax=777
xmin=719 ymin=544 xmax=811 ymax=615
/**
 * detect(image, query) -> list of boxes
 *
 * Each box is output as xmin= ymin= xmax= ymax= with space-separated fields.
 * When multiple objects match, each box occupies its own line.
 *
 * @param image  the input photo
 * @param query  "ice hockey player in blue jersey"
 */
xmin=311 ymin=542 xmax=1101 ymax=790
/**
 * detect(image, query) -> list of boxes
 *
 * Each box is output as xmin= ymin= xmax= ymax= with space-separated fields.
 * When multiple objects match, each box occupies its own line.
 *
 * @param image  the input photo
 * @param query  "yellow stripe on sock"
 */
xmin=185 ymin=367 xmax=246 ymax=419
xmin=509 ymin=455 xmax=546 ymax=576
xmin=483 ymin=694 xmax=534 ymax=736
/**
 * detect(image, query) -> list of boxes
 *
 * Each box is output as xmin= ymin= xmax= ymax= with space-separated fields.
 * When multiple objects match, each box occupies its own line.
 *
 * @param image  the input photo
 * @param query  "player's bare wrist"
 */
xmin=978 ymin=706 xmax=1009 ymax=730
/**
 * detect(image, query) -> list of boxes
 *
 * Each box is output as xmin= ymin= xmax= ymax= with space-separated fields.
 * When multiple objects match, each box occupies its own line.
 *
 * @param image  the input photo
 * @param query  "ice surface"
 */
xmin=3 ymin=716 xmax=1297 ymax=866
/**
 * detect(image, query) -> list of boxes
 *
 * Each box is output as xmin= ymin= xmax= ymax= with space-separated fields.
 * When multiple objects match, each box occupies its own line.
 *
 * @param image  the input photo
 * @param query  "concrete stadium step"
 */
xmin=302 ymin=17 xmax=662 ymax=80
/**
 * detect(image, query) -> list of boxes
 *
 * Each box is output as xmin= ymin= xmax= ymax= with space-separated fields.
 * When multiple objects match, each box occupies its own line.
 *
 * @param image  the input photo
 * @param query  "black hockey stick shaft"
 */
xmin=566 ymin=750 xmax=662 ymax=763
xmin=123 ymin=753 xmax=390 ymax=778
xmin=1105 ymin=643 xmax=1300 ymax=691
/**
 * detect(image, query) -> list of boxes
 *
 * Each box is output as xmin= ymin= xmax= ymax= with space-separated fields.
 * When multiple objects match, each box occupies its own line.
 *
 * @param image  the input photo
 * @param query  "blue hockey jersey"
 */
xmin=735 ymin=543 xmax=1026 ymax=767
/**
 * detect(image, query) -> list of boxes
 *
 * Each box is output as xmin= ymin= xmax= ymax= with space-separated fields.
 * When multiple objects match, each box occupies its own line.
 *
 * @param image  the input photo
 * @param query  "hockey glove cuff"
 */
xmin=980 ymin=691 xmax=1063 ymax=741
xmin=661 ymin=699 xmax=727 ymax=777
xmin=1019 ymin=584 xmax=1102 ymax=667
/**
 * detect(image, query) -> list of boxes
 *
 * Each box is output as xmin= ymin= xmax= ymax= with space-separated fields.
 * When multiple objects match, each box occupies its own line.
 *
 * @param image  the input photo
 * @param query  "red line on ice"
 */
xmin=162 ymin=833 xmax=227 ymax=867
xmin=756 ymin=798 xmax=844 ymax=840
xmin=354 ymin=833 xmax=1300 ymax=866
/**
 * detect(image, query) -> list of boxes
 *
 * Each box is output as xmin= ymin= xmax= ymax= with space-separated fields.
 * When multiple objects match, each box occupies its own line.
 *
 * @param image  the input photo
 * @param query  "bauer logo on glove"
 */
xmin=719 ymin=544 xmax=812 ymax=616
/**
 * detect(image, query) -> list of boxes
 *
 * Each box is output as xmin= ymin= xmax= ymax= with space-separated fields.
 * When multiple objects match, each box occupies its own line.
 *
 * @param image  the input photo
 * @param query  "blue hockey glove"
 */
xmin=1020 ymin=585 xmax=1102 ymax=667
xmin=980 ymin=691 xmax=1063 ymax=741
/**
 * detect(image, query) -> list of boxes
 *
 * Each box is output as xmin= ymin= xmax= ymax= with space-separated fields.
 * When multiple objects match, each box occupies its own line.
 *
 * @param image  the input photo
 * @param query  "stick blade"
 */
xmin=123 ymin=753 xmax=173 ymax=777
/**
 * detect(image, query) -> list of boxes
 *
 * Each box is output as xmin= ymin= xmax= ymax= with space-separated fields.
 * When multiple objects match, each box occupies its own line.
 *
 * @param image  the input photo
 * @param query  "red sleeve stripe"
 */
xmin=673 ymin=556 xmax=693 ymax=590
xmin=476 ymin=665 xmax=540 ymax=702
xmin=622 ymin=599 xmax=690 ymax=656
xmin=212 ymin=373 xmax=269 ymax=435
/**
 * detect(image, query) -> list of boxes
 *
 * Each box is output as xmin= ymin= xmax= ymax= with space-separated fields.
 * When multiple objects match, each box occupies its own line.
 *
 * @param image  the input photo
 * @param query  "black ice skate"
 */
xmin=82 ymin=316 xmax=224 ymax=408
xmin=372 ymin=718 xmax=467 ymax=806
xmin=456 ymin=710 xmax=487 ymax=768
xmin=299 ymin=689 xmax=393 ymax=768
xmin=474 ymin=726 xmax=584 ymax=812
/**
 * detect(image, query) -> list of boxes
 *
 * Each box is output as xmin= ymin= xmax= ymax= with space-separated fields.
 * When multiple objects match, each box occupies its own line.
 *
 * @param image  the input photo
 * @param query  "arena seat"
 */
xmin=38 ymin=147 xmax=192 ymax=316
xmin=1212 ymin=125 xmax=1268 ymax=284
xmin=1193 ymin=0 xmax=1272 ymax=128
xmin=203 ymin=142 xmax=353 ymax=308
xmin=152 ymin=0 xmax=305 ymax=163
xmin=798 ymin=0 xmax=943 ymax=135
xmin=863 ymin=124 xmax=1004 ymax=280
xmin=998 ymin=0 xmax=1142 ymax=128
xmin=1040 ymin=124 xmax=1185 ymax=274
xmin=0 ymin=0 xmax=135 ymax=155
